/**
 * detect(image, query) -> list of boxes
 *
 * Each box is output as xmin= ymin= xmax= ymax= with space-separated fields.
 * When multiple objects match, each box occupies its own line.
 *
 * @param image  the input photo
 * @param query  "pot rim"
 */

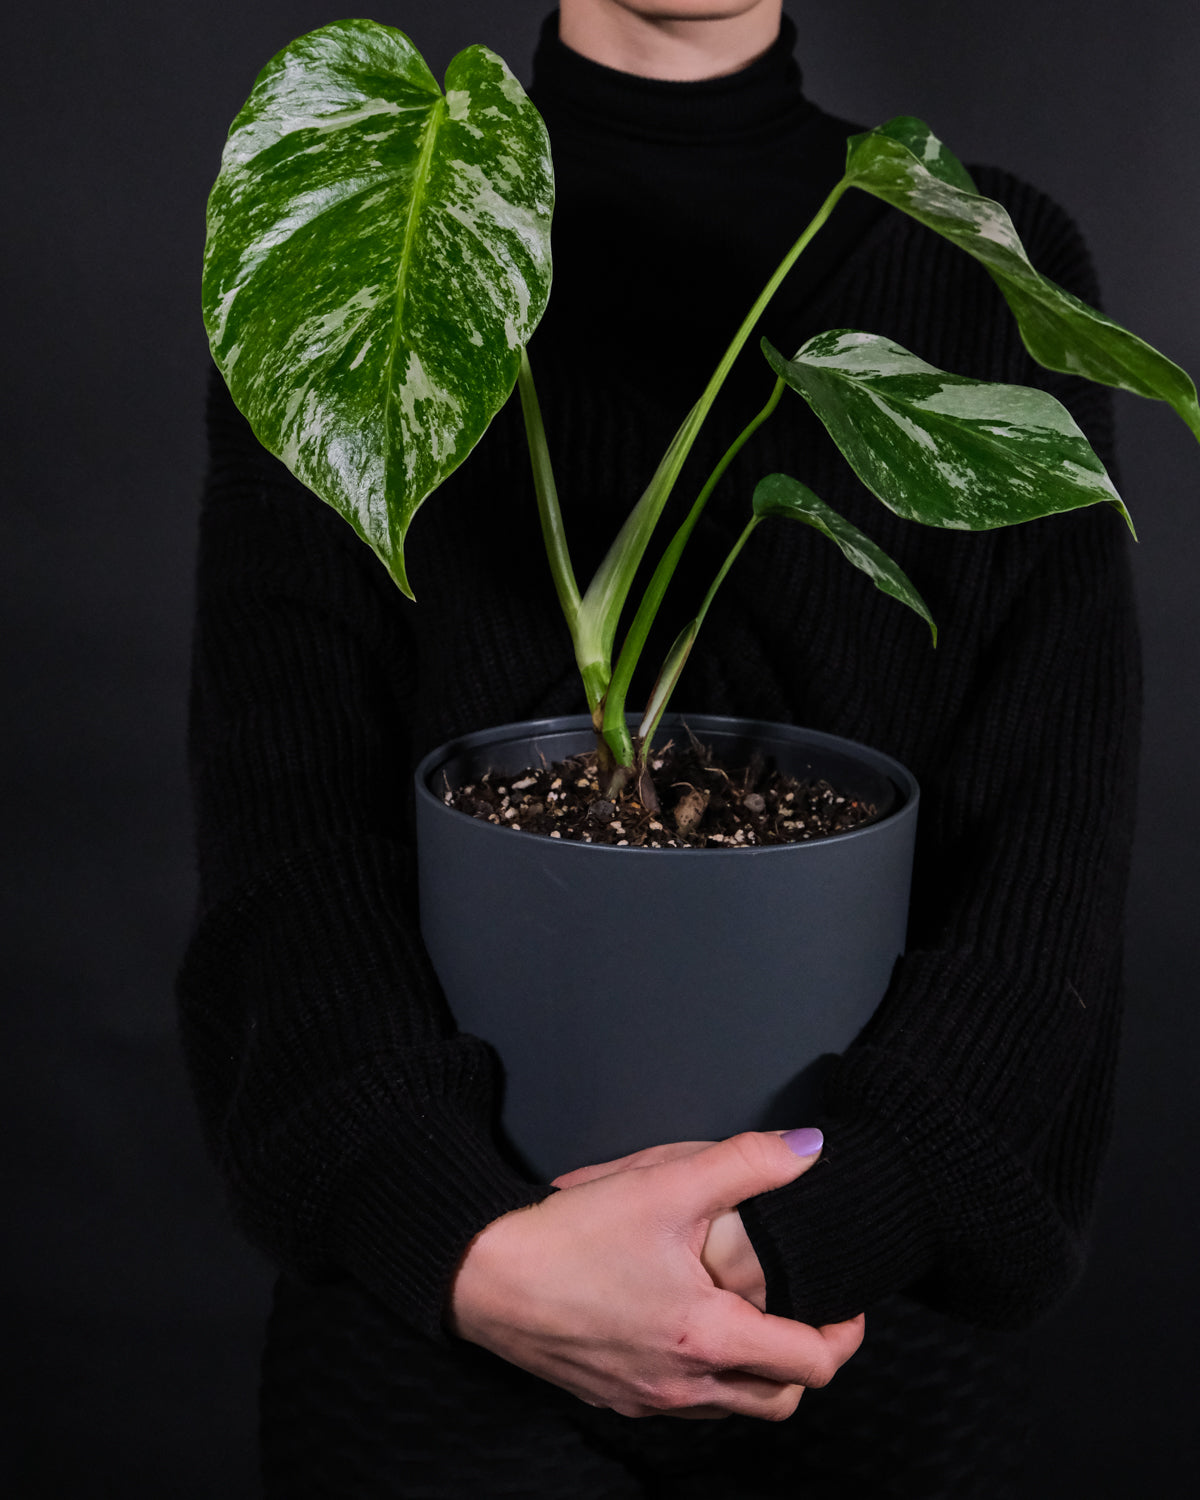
xmin=414 ymin=712 xmax=919 ymax=857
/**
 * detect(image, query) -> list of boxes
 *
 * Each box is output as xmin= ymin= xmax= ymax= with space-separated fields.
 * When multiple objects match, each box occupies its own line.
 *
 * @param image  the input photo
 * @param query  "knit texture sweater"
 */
xmin=179 ymin=16 xmax=1140 ymax=1345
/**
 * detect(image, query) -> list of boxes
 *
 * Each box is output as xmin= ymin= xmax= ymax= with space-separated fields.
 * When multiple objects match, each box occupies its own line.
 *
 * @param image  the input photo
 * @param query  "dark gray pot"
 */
xmin=415 ymin=714 xmax=918 ymax=1181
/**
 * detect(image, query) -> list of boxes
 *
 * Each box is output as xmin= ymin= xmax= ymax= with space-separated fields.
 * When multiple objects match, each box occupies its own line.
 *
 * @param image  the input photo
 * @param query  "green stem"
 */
xmin=689 ymin=179 xmax=848 ymax=433
xmin=575 ymin=179 xmax=851 ymax=722
xmin=517 ymin=350 xmax=605 ymax=710
xmin=636 ymin=514 xmax=762 ymax=748
xmin=600 ymin=378 xmax=785 ymax=765
xmin=692 ymin=517 xmax=762 ymax=638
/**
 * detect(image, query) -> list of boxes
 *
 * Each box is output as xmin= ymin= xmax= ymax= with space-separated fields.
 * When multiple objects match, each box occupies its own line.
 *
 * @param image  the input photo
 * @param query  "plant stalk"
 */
xmin=516 ymin=351 xmax=607 ymax=706
xmin=636 ymin=515 xmax=762 ymax=750
xmin=601 ymin=378 xmax=786 ymax=765
xmin=574 ymin=179 xmax=851 ymax=740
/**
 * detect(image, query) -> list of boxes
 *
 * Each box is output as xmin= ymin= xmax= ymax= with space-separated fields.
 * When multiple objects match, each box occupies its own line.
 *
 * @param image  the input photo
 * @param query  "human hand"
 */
xmin=448 ymin=1131 xmax=864 ymax=1420
xmin=552 ymin=1132 xmax=813 ymax=1312
xmin=550 ymin=1138 xmax=716 ymax=1189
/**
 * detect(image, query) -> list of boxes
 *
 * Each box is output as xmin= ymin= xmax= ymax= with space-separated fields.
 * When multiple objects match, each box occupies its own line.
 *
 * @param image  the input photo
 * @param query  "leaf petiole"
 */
xmin=581 ymin=181 xmax=851 ymax=765
xmin=602 ymin=378 xmax=786 ymax=765
xmin=637 ymin=516 xmax=761 ymax=748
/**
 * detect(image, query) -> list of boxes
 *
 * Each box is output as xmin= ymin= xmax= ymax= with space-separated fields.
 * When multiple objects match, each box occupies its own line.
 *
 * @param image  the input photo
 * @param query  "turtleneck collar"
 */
xmin=529 ymin=10 xmax=812 ymax=145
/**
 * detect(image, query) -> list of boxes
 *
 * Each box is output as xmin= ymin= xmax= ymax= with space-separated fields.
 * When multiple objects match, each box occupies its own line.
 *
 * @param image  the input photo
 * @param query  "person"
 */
xmin=178 ymin=1 xmax=1141 ymax=1493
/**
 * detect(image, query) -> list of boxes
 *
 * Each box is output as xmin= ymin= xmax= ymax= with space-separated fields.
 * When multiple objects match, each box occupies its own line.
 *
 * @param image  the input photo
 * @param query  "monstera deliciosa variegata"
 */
xmin=203 ymin=23 xmax=553 ymax=600
xmin=203 ymin=19 xmax=1199 ymax=797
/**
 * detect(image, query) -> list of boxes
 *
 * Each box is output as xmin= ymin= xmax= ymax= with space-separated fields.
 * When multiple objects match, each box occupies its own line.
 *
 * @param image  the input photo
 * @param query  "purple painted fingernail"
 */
xmin=782 ymin=1127 xmax=823 ymax=1158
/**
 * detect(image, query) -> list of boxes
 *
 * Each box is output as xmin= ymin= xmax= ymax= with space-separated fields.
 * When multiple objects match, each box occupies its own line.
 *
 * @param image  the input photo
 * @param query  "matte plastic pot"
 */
xmin=415 ymin=713 xmax=918 ymax=1181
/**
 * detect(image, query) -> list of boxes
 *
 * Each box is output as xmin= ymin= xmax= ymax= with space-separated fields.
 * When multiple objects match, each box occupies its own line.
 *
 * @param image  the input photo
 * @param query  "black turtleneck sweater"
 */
xmin=528 ymin=15 xmax=885 ymax=426
xmin=179 ymin=14 xmax=1139 ymax=1351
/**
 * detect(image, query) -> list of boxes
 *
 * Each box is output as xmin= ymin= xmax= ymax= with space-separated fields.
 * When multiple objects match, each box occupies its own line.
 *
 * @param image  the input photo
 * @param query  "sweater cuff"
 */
xmin=739 ymin=948 xmax=1101 ymax=1329
xmin=320 ymin=1044 xmax=556 ymax=1343
xmin=739 ymin=1111 xmax=938 ymax=1326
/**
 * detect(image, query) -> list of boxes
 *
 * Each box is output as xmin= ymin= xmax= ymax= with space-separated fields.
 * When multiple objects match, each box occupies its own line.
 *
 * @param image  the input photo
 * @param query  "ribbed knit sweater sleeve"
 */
xmin=737 ymin=177 xmax=1141 ymax=1330
xmin=177 ymin=379 xmax=556 ymax=1340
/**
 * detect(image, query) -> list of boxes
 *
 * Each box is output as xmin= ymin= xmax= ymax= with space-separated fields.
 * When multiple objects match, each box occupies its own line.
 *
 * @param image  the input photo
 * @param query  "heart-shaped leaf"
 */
xmin=843 ymin=119 xmax=1200 ymax=441
xmin=202 ymin=20 xmax=554 ymax=595
xmin=752 ymin=473 xmax=936 ymax=641
xmin=764 ymin=330 xmax=1133 ymax=533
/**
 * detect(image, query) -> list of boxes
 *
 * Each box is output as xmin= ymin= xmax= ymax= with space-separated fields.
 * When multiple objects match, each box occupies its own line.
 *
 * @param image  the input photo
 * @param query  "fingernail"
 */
xmin=781 ymin=1127 xmax=823 ymax=1158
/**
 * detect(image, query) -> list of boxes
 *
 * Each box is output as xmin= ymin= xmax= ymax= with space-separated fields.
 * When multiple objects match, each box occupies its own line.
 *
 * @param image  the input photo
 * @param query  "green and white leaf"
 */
xmin=844 ymin=118 xmax=1200 ymax=441
xmin=637 ymin=469 xmax=936 ymax=748
xmin=764 ymin=330 xmax=1133 ymax=533
xmin=855 ymin=116 xmax=981 ymax=195
xmin=202 ymin=20 xmax=554 ymax=596
xmin=752 ymin=474 xmax=936 ymax=642
xmin=579 ymin=397 xmax=708 ymax=688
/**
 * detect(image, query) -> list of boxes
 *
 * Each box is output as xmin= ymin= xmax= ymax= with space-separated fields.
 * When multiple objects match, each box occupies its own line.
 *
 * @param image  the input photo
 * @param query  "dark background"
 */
xmin=5 ymin=1 xmax=1197 ymax=1493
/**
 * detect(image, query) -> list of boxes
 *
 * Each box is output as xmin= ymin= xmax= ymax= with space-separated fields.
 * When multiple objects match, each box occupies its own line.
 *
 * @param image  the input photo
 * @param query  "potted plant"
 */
xmin=201 ymin=19 xmax=1197 ymax=1179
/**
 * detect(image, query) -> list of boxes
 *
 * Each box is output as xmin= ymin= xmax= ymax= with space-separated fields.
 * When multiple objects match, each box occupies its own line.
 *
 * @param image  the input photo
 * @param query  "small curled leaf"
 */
xmin=752 ymin=473 xmax=936 ymax=643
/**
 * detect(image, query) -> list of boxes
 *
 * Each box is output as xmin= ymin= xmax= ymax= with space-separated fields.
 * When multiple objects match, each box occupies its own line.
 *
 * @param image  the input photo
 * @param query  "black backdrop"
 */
xmin=5 ymin=2 xmax=1198 ymax=1493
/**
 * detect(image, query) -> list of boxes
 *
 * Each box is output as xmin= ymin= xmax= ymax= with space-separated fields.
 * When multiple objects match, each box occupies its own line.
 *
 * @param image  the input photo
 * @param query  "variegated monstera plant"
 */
xmin=203 ymin=20 xmax=1199 ymax=801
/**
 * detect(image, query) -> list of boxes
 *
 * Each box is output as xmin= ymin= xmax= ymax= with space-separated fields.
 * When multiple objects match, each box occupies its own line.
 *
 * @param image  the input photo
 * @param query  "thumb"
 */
xmin=664 ymin=1128 xmax=824 ymax=1218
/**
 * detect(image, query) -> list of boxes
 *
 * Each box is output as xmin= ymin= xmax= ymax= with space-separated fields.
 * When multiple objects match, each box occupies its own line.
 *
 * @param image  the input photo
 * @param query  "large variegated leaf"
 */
xmin=764 ymin=331 xmax=1133 ymax=532
xmin=844 ymin=119 xmax=1200 ymax=441
xmin=202 ymin=20 xmax=554 ymax=596
xmin=752 ymin=474 xmax=936 ymax=641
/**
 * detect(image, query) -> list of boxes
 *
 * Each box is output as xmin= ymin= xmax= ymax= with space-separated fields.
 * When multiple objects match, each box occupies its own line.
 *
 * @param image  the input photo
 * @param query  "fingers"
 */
xmin=554 ymin=1127 xmax=820 ymax=1196
xmin=574 ymin=1301 xmax=863 ymax=1422
xmin=551 ymin=1140 xmax=714 ymax=1190
xmin=700 ymin=1207 xmax=768 ymax=1307
xmin=658 ymin=1129 xmax=824 ymax=1219
xmin=696 ymin=1371 xmax=807 ymax=1423
xmin=602 ymin=1372 xmax=807 ymax=1423
xmin=699 ymin=1295 xmax=864 ymax=1389
xmin=819 ymin=1311 xmax=867 ymax=1369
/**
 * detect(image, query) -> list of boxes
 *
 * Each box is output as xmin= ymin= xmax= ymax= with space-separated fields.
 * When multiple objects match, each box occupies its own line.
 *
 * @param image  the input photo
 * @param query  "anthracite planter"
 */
xmin=415 ymin=714 xmax=918 ymax=1181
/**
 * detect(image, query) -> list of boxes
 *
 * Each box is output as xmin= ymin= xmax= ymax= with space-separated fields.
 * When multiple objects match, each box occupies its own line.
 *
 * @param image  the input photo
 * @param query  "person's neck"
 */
xmin=557 ymin=0 xmax=783 ymax=81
